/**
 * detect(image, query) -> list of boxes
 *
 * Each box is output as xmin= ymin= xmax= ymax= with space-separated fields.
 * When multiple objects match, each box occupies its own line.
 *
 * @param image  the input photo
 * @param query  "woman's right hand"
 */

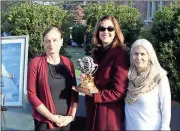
xmin=51 ymin=114 xmax=64 ymax=125
xmin=72 ymin=86 xmax=98 ymax=96
xmin=56 ymin=115 xmax=74 ymax=127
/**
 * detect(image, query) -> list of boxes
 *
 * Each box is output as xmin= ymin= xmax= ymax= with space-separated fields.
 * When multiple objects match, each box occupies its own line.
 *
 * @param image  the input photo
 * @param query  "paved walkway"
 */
xmin=1 ymin=95 xmax=86 ymax=131
xmin=1 ymin=98 xmax=180 ymax=130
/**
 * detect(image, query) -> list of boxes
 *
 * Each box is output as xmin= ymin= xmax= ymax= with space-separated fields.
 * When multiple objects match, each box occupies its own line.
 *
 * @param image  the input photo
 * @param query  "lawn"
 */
xmin=65 ymin=46 xmax=85 ymax=77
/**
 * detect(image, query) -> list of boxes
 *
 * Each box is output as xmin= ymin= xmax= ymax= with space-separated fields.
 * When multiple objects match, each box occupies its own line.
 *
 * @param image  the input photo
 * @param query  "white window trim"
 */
xmin=145 ymin=0 xmax=164 ymax=23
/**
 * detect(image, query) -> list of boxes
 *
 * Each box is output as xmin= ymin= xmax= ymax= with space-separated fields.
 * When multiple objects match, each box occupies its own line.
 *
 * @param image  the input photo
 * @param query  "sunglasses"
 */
xmin=98 ymin=26 xmax=115 ymax=32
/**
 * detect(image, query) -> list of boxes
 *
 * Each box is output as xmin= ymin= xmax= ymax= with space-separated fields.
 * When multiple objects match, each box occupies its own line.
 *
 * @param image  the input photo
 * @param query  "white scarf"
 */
xmin=125 ymin=39 xmax=167 ymax=104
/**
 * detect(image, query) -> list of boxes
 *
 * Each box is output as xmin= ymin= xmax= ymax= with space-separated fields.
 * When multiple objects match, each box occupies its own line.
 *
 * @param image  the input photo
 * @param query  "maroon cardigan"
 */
xmin=27 ymin=54 xmax=78 ymax=129
xmin=86 ymin=47 xmax=129 ymax=131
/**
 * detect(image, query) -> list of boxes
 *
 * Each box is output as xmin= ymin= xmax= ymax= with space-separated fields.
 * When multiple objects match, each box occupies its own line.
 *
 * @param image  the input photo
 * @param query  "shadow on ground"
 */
xmin=1 ymin=99 xmax=180 ymax=131
xmin=170 ymin=105 xmax=180 ymax=130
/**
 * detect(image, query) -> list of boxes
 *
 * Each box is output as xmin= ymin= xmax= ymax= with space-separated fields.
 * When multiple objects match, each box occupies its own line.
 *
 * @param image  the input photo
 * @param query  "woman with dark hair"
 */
xmin=73 ymin=15 xmax=129 ymax=131
xmin=27 ymin=26 xmax=78 ymax=131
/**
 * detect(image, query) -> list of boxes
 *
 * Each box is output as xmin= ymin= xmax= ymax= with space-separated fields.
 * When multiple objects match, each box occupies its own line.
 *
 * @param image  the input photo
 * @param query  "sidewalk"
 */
xmin=1 ymin=94 xmax=86 ymax=131
xmin=1 ymin=99 xmax=180 ymax=130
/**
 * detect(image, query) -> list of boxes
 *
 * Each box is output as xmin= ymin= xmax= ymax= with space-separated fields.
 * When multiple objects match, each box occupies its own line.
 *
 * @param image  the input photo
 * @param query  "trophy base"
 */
xmin=76 ymin=83 xmax=98 ymax=94
xmin=79 ymin=74 xmax=96 ymax=89
xmin=80 ymin=82 xmax=96 ymax=89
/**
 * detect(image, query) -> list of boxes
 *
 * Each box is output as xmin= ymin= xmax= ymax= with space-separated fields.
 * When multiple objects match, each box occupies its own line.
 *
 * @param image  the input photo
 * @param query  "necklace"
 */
xmin=47 ymin=57 xmax=60 ymax=65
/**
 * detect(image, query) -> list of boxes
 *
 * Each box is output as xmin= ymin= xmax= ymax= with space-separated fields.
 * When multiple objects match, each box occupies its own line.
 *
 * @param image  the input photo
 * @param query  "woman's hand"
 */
xmin=73 ymin=73 xmax=99 ymax=96
xmin=51 ymin=115 xmax=64 ymax=125
xmin=56 ymin=115 xmax=74 ymax=127
xmin=72 ymin=86 xmax=99 ymax=96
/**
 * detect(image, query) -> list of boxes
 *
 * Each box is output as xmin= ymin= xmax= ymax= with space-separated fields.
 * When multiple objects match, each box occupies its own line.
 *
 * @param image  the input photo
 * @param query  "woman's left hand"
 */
xmin=56 ymin=115 xmax=73 ymax=127
xmin=72 ymin=86 xmax=99 ymax=96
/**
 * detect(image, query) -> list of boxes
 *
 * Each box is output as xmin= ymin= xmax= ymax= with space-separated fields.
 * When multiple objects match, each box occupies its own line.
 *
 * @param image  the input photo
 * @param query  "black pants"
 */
xmin=34 ymin=119 xmax=71 ymax=131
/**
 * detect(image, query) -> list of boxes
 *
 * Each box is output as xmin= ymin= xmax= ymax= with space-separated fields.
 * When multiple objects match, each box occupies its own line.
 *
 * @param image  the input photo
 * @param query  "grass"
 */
xmin=75 ymin=70 xmax=81 ymax=77
xmin=65 ymin=46 xmax=85 ymax=77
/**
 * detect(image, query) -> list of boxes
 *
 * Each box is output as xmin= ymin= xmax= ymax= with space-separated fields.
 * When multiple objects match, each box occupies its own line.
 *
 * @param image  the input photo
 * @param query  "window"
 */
xmin=149 ymin=2 xmax=152 ymax=18
xmin=146 ymin=1 xmax=164 ymax=22
xmin=125 ymin=1 xmax=134 ymax=7
xmin=154 ymin=1 xmax=161 ymax=11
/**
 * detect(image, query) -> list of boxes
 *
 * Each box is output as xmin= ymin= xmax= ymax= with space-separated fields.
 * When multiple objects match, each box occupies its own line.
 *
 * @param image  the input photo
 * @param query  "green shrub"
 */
xmin=72 ymin=24 xmax=86 ymax=47
xmin=83 ymin=2 xmax=142 ymax=54
xmin=139 ymin=30 xmax=154 ymax=43
xmin=1 ymin=1 xmax=23 ymax=32
xmin=152 ymin=3 xmax=180 ymax=101
xmin=84 ymin=32 xmax=93 ymax=55
xmin=61 ymin=13 xmax=74 ymax=49
xmin=2 ymin=2 xmax=72 ymax=60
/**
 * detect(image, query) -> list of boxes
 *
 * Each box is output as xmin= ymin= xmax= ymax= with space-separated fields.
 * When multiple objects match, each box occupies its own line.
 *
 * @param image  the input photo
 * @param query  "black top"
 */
xmin=93 ymin=43 xmax=113 ymax=63
xmin=47 ymin=62 xmax=73 ymax=115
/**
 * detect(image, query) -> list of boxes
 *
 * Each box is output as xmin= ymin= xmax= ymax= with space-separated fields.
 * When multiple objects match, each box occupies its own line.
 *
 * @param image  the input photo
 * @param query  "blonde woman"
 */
xmin=125 ymin=39 xmax=171 ymax=130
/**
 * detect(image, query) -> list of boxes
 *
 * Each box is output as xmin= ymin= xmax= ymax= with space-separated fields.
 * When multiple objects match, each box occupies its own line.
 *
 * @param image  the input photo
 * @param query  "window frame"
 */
xmin=145 ymin=0 xmax=164 ymax=23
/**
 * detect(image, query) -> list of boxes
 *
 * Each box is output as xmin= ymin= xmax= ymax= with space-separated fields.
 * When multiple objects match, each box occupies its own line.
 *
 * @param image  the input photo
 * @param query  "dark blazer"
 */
xmin=86 ymin=47 xmax=129 ymax=131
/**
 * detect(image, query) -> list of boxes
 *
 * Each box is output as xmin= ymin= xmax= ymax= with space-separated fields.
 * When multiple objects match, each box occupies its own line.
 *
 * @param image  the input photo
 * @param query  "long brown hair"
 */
xmin=92 ymin=15 xmax=125 ymax=48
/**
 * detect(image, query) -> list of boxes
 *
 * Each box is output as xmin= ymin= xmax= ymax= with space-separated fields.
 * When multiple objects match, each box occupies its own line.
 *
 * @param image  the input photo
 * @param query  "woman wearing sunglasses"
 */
xmin=74 ymin=15 xmax=129 ymax=131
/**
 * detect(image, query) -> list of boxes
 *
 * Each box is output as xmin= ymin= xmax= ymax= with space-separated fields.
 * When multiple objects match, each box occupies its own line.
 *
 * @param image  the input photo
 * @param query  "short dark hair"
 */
xmin=43 ymin=26 xmax=62 ymax=39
